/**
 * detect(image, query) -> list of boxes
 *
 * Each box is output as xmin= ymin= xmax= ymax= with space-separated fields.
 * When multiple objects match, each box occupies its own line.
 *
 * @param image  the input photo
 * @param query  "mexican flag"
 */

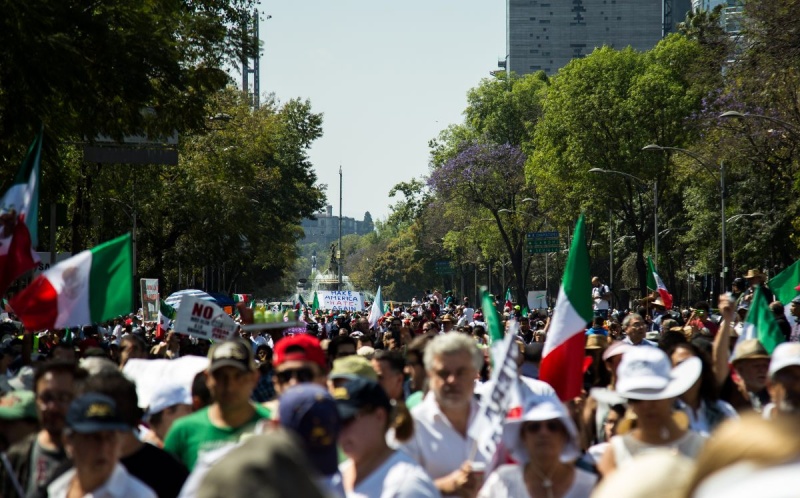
xmin=647 ymin=255 xmax=673 ymax=309
xmin=156 ymin=300 xmax=176 ymax=340
xmin=368 ymin=286 xmax=383 ymax=329
xmin=10 ymin=234 xmax=133 ymax=331
xmin=504 ymin=288 xmax=513 ymax=310
xmin=741 ymin=285 xmax=784 ymax=354
xmin=482 ymin=288 xmax=504 ymax=346
xmin=297 ymin=293 xmax=308 ymax=310
xmin=769 ymin=260 xmax=800 ymax=304
xmin=0 ymin=130 xmax=43 ymax=295
xmin=312 ymin=291 xmax=320 ymax=313
xmin=540 ymin=215 xmax=593 ymax=401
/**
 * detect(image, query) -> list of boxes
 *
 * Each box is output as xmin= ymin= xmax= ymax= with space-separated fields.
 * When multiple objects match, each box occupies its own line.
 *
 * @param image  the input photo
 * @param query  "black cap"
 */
xmin=208 ymin=339 xmax=257 ymax=373
xmin=66 ymin=393 xmax=131 ymax=433
xmin=332 ymin=378 xmax=391 ymax=421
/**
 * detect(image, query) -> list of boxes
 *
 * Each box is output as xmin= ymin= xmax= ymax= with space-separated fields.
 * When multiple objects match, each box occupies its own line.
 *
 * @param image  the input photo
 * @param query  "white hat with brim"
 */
xmin=500 ymin=393 xmax=580 ymax=464
xmin=614 ymin=347 xmax=702 ymax=401
xmin=602 ymin=341 xmax=631 ymax=362
xmin=694 ymin=461 xmax=800 ymax=498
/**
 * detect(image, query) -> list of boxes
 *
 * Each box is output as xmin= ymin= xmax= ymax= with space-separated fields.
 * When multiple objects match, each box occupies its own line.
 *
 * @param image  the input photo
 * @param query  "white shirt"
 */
xmin=249 ymin=334 xmax=273 ymax=350
xmin=401 ymin=392 xmax=486 ymax=497
xmin=340 ymin=451 xmax=440 ymax=498
xmin=676 ymin=398 xmax=738 ymax=436
xmin=47 ymin=463 xmax=156 ymax=498
xmin=592 ymin=285 xmax=610 ymax=311
xmin=622 ymin=336 xmax=658 ymax=347
xmin=478 ymin=464 xmax=596 ymax=498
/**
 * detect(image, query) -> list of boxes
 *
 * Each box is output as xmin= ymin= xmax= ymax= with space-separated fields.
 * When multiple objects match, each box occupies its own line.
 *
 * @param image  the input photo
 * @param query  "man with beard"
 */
xmin=402 ymin=334 xmax=486 ymax=497
xmin=0 ymin=361 xmax=85 ymax=498
xmin=765 ymin=342 xmax=800 ymax=419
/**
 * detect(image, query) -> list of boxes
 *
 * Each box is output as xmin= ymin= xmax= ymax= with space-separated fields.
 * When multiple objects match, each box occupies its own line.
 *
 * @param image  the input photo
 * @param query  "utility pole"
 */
xmin=338 ymin=166 xmax=343 ymax=290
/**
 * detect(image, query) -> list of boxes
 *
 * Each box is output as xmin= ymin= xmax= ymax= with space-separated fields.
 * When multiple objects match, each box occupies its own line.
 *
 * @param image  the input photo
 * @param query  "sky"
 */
xmin=259 ymin=1 xmax=506 ymax=222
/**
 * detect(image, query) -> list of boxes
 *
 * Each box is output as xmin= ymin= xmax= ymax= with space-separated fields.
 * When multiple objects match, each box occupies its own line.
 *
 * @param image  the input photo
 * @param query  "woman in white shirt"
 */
xmin=333 ymin=377 xmax=440 ymax=498
xmin=595 ymin=347 xmax=707 ymax=476
xmin=478 ymin=393 xmax=597 ymax=498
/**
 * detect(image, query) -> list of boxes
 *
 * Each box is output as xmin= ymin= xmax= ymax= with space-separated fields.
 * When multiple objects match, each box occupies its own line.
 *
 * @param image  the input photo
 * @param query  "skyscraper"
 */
xmin=508 ymin=0 xmax=692 ymax=75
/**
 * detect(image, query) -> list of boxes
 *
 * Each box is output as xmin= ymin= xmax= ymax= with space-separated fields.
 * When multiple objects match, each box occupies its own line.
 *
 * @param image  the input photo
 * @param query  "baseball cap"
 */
xmin=278 ymin=384 xmax=340 ymax=476
xmin=66 ymin=393 xmax=131 ymax=433
xmin=769 ymin=342 xmax=800 ymax=378
xmin=332 ymin=377 xmax=391 ymax=421
xmin=731 ymin=339 xmax=770 ymax=363
xmin=0 ymin=390 xmax=37 ymax=421
xmin=145 ymin=384 xmax=192 ymax=421
xmin=329 ymin=355 xmax=377 ymax=382
xmin=208 ymin=340 xmax=257 ymax=373
xmin=274 ymin=335 xmax=326 ymax=370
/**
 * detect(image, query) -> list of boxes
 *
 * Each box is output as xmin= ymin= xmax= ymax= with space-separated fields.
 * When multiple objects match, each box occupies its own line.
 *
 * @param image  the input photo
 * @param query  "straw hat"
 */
xmin=744 ymin=269 xmax=766 ymax=279
xmin=585 ymin=334 xmax=609 ymax=350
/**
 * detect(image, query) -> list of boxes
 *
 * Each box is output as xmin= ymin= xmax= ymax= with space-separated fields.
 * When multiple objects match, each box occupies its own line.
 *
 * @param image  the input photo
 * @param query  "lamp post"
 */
xmin=589 ymin=168 xmax=658 ymax=265
xmin=720 ymin=111 xmax=800 ymax=139
xmin=643 ymin=144 xmax=726 ymax=291
xmin=726 ymin=212 xmax=765 ymax=275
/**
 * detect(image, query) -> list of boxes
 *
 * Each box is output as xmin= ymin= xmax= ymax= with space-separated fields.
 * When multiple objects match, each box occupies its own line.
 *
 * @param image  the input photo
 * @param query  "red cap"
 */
xmin=274 ymin=334 xmax=326 ymax=370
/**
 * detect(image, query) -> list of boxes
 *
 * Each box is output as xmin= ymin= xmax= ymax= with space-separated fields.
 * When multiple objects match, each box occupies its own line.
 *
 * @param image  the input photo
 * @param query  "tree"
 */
xmin=528 ymin=37 xmax=706 ymax=295
xmin=0 ymin=0 xmax=258 ymax=175
xmin=428 ymin=141 xmax=546 ymax=304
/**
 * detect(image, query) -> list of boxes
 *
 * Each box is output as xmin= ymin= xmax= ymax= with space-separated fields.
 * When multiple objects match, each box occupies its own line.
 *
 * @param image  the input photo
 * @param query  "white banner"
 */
xmin=317 ymin=290 xmax=364 ymax=312
xmin=468 ymin=322 xmax=520 ymax=461
xmin=173 ymin=296 xmax=238 ymax=341
xmin=527 ymin=290 xmax=547 ymax=310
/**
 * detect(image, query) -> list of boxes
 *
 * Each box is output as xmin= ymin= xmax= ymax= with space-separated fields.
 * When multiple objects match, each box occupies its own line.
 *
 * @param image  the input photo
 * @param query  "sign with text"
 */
xmin=527 ymin=290 xmax=547 ymax=310
xmin=140 ymin=278 xmax=159 ymax=322
xmin=317 ymin=291 xmax=364 ymax=312
xmin=34 ymin=252 xmax=71 ymax=276
xmin=526 ymin=231 xmax=561 ymax=254
xmin=173 ymin=296 xmax=238 ymax=341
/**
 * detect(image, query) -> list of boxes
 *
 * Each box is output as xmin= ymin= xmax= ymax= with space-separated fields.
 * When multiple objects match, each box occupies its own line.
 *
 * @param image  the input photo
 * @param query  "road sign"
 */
xmin=434 ymin=260 xmax=456 ymax=275
xmin=526 ymin=231 xmax=560 ymax=254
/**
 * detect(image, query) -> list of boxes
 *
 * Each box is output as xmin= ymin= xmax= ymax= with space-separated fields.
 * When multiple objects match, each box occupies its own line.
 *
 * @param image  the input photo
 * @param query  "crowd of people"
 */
xmin=1 ymin=276 xmax=800 ymax=497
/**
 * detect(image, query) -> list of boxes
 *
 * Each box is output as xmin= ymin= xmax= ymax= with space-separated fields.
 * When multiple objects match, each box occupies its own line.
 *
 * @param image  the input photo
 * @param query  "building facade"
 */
xmin=508 ymin=0 xmax=692 ymax=75
xmin=300 ymin=205 xmax=374 ymax=248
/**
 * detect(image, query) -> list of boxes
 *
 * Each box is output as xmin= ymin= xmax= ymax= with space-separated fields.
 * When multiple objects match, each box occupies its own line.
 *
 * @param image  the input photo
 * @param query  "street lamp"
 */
xmin=720 ymin=111 xmax=800 ymax=138
xmin=589 ymin=168 xmax=658 ymax=265
xmin=726 ymin=212 xmax=764 ymax=224
xmin=643 ymin=144 xmax=727 ymax=291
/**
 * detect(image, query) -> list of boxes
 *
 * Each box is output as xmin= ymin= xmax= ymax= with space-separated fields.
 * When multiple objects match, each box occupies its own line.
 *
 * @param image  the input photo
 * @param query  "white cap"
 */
xmin=769 ymin=342 xmax=800 ymax=379
xmin=145 ymin=384 xmax=192 ymax=420
xmin=614 ymin=347 xmax=701 ymax=401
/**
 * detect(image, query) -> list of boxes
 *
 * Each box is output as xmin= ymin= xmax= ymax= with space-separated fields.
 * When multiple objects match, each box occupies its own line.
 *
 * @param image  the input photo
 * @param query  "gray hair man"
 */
xmin=401 ymin=333 xmax=485 ymax=497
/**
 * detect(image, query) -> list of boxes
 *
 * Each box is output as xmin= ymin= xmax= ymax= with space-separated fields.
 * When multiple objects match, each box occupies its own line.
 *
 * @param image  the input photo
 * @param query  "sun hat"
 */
xmin=500 ymin=393 xmax=580 ymax=464
xmin=731 ymin=339 xmax=770 ymax=363
xmin=612 ymin=346 xmax=701 ymax=401
xmin=329 ymin=355 xmax=377 ymax=382
xmin=768 ymin=342 xmax=800 ymax=379
xmin=586 ymin=334 xmax=608 ymax=350
xmin=145 ymin=384 xmax=192 ymax=421
xmin=744 ymin=269 xmax=766 ymax=279
xmin=602 ymin=341 xmax=631 ymax=362
xmin=592 ymin=449 xmax=694 ymax=498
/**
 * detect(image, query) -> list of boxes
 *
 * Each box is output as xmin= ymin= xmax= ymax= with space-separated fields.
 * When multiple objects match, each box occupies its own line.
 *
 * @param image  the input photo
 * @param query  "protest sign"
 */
xmin=468 ymin=322 xmax=520 ymax=461
xmin=527 ymin=290 xmax=547 ymax=310
xmin=317 ymin=290 xmax=364 ymax=311
xmin=140 ymin=278 xmax=160 ymax=321
xmin=173 ymin=296 xmax=238 ymax=341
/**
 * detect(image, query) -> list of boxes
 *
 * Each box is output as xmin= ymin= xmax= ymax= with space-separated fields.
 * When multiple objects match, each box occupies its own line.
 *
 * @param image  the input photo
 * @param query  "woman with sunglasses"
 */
xmin=594 ymin=346 xmax=706 ymax=476
xmin=479 ymin=393 xmax=596 ymax=498
xmin=333 ymin=378 xmax=438 ymax=498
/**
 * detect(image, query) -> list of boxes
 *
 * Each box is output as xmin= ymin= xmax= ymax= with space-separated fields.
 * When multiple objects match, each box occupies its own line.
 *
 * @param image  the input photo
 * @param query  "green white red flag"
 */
xmin=740 ymin=285 xmax=784 ymax=354
xmin=156 ymin=300 xmax=176 ymax=340
xmin=540 ymin=215 xmax=593 ymax=401
xmin=10 ymin=233 xmax=133 ymax=331
xmin=647 ymin=255 xmax=673 ymax=309
xmin=0 ymin=130 xmax=42 ymax=295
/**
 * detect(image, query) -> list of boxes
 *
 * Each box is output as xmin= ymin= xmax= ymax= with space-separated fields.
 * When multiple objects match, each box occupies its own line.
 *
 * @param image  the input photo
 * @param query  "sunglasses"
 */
xmin=522 ymin=420 xmax=563 ymax=434
xmin=276 ymin=367 xmax=315 ymax=384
